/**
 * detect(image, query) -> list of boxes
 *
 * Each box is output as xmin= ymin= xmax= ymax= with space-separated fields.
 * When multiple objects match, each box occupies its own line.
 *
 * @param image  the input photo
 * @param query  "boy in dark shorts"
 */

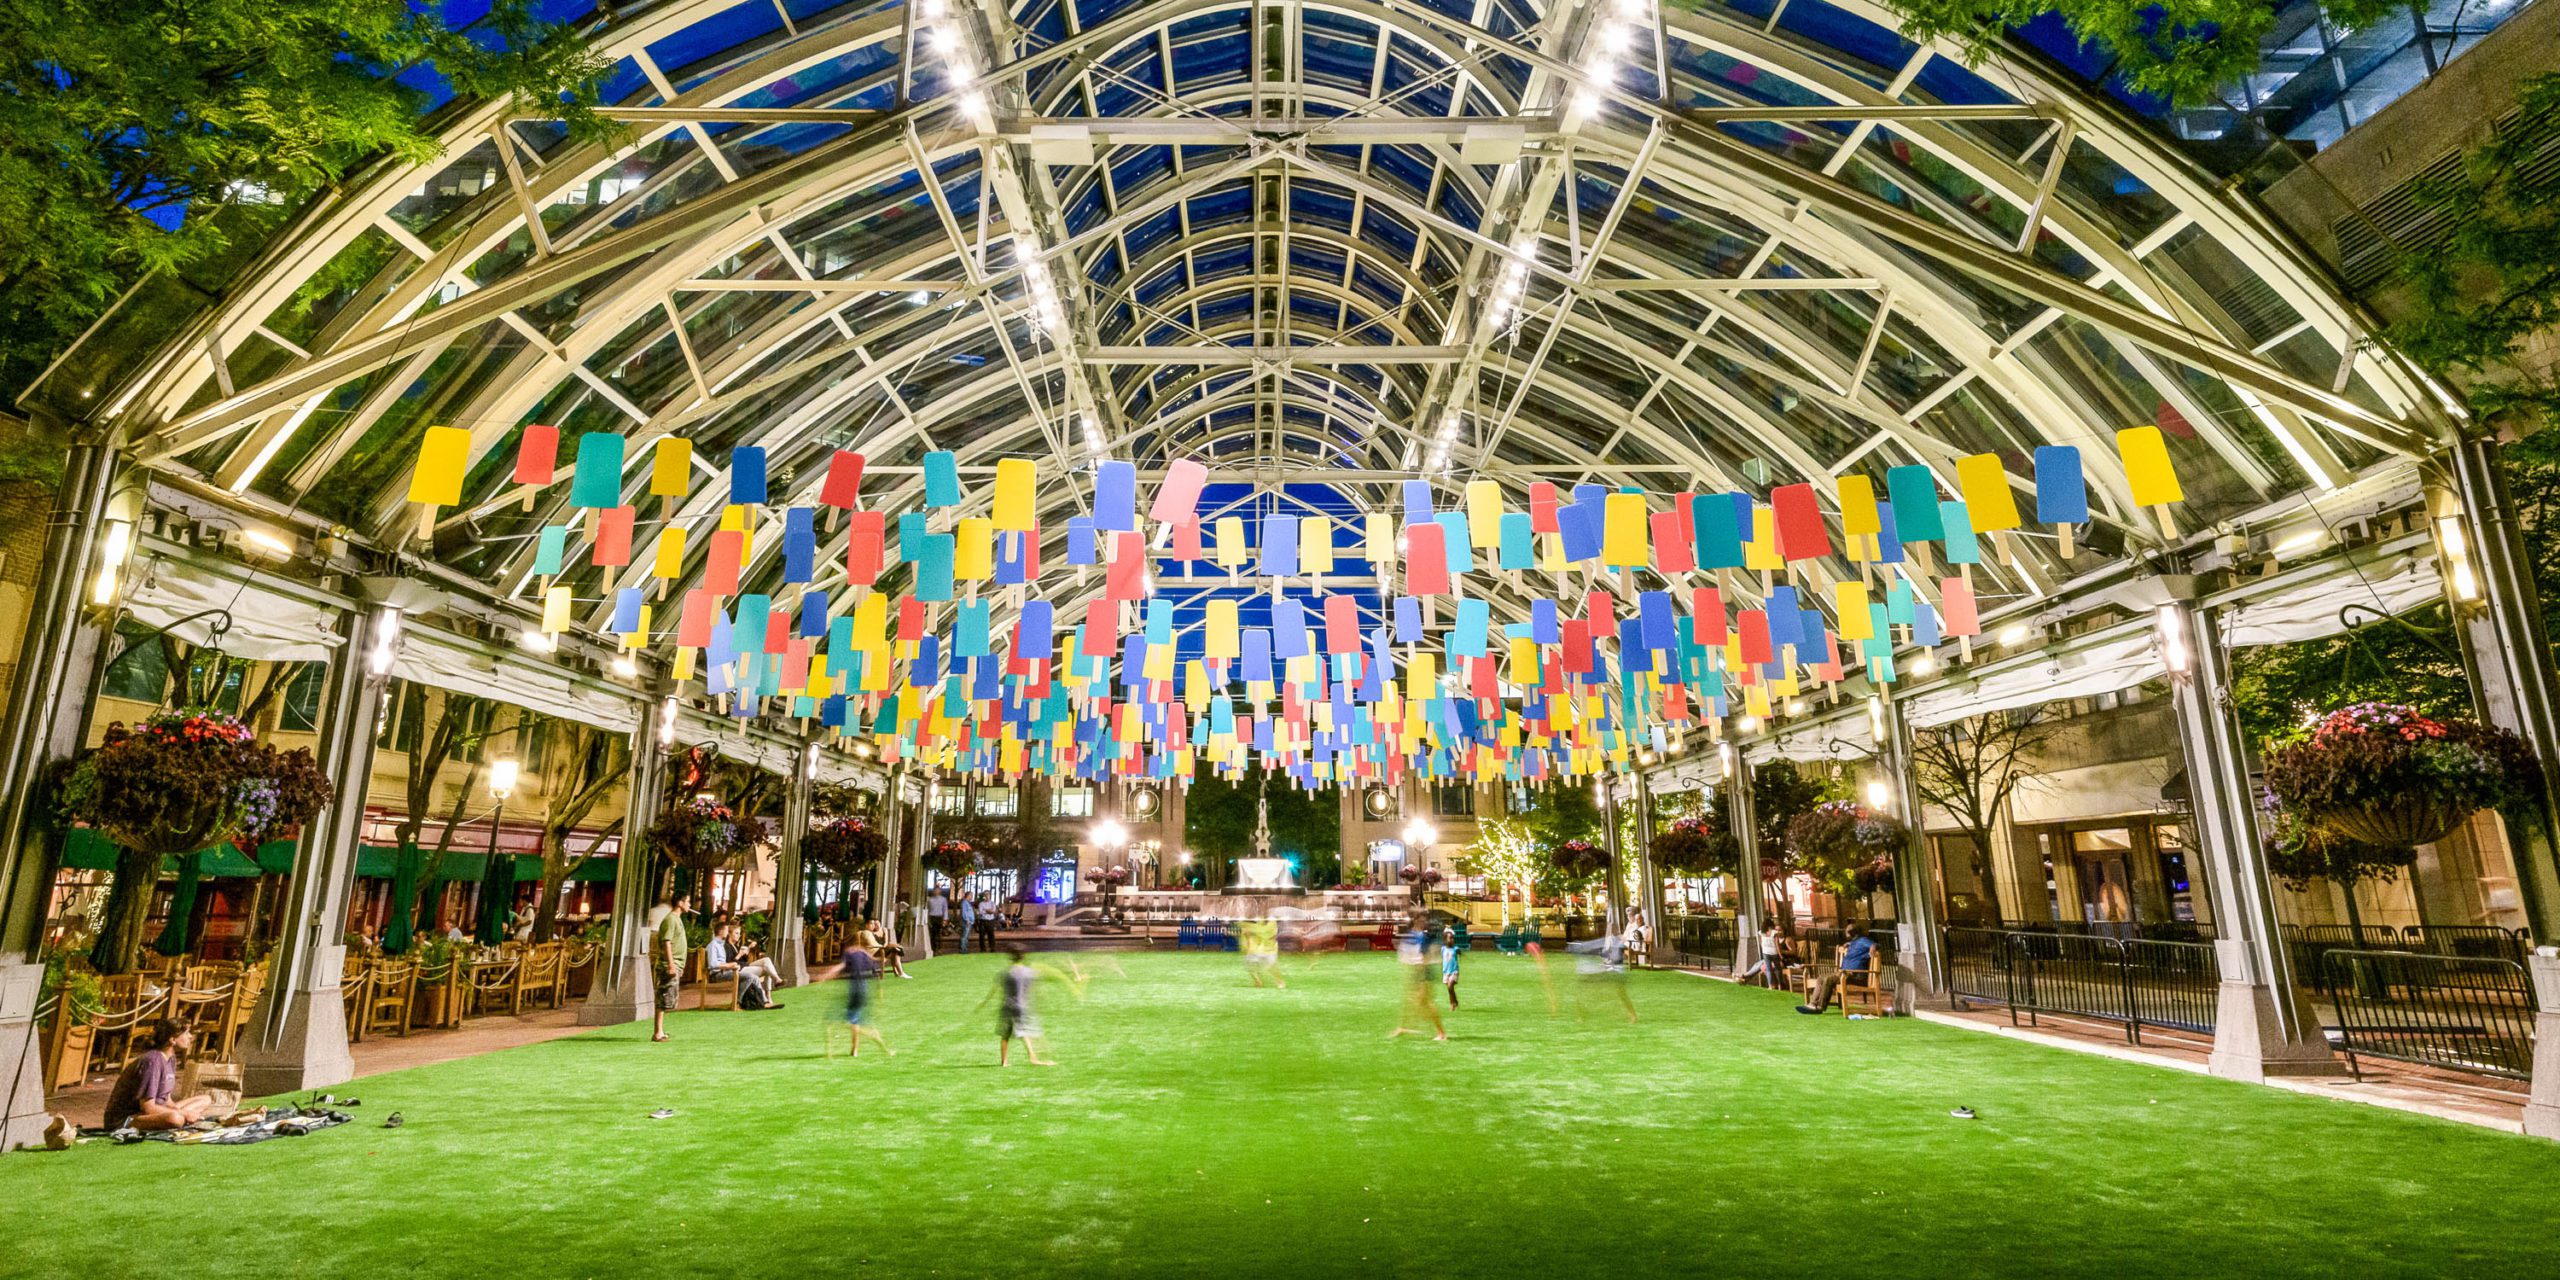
xmin=837 ymin=941 xmax=892 ymax=1058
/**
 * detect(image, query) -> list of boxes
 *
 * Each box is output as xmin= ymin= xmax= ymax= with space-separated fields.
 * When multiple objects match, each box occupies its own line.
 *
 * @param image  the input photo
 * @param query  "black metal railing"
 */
xmin=2320 ymin=950 xmax=2537 ymax=1080
xmin=1670 ymin=915 xmax=1737 ymax=968
xmin=2400 ymin=925 xmax=2533 ymax=965
xmin=1943 ymin=927 xmax=2219 ymax=1043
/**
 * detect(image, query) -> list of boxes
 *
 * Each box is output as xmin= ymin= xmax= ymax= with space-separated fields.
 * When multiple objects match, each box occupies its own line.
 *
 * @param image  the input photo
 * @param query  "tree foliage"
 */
xmin=1909 ymin=706 xmax=2057 ymax=921
xmin=1876 ymin=0 xmax=2405 ymax=107
xmin=0 ymin=0 xmax=610 ymax=393
xmin=1183 ymin=776 xmax=1339 ymax=867
xmin=2389 ymin=75 xmax=2560 ymax=435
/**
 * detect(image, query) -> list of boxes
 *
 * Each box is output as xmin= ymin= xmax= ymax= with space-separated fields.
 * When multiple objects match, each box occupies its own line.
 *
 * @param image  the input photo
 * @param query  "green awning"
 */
xmin=59 ymin=828 xmax=294 ymax=877
xmin=61 ymin=828 xmax=619 ymax=884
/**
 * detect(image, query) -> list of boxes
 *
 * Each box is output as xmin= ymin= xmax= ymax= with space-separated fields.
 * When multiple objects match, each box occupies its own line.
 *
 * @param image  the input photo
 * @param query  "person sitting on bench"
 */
xmin=103 ymin=1019 xmax=214 ymax=1132
xmin=857 ymin=918 xmax=910 ymax=978
xmin=706 ymin=922 xmax=783 ymax=1008
xmin=1796 ymin=925 xmax=1874 ymax=1014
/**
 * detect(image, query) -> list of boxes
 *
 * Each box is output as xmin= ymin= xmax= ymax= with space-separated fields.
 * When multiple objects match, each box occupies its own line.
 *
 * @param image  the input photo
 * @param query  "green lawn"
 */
xmin=8 ymin=952 xmax=2556 ymax=1278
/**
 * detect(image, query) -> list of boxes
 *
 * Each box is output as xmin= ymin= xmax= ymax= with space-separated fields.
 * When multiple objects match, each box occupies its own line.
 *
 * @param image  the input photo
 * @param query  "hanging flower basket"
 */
xmin=647 ymin=796 xmax=756 ymax=872
xmin=1651 ymin=815 xmax=1739 ymax=876
xmin=922 ymin=837 xmax=979 ymax=881
xmin=1787 ymin=801 xmax=1908 ymax=895
xmin=1548 ymin=838 xmax=1609 ymax=880
xmin=1084 ymin=865 xmax=1130 ymax=888
xmin=53 ymin=711 xmax=334 ymax=856
xmin=2262 ymin=704 xmax=2540 ymax=851
xmin=802 ymin=815 xmax=888 ymax=876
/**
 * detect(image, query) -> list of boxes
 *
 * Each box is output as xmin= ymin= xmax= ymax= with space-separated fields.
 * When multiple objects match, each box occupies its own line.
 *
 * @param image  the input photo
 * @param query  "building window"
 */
xmin=1433 ymin=785 xmax=1474 ymax=818
xmin=278 ymin=663 xmax=326 ymax=732
xmin=931 ymin=784 xmax=968 ymax=817
xmin=1051 ymin=787 xmax=1095 ymax=818
xmin=974 ymin=788 xmax=1019 ymax=819
xmin=101 ymin=622 xmax=169 ymax=704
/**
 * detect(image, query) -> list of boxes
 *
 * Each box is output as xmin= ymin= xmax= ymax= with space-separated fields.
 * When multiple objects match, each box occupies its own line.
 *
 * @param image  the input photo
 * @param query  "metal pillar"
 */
xmin=1598 ymin=776 xmax=1629 ymax=937
xmin=903 ymin=775 xmax=934 ymax=959
xmin=2527 ymin=953 xmax=2560 ymax=1139
xmin=2161 ymin=599 xmax=2342 ymax=1079
xmin=873 ymin=763 xmax=904 ymax=929
xmin=242 ymin=606 xmax=393 ymax=1095
xmin=770 ymin=741 xmax=813 ymax=988
xmin=578 ymin=701 xmax=669 ymax=1026
xmin=0 ymin=436 xmax=118 ymax=1151
xmin=1878 ymin=694 xmax=1946 ymax=1001
xmin=1726 ymin=743 xmax=1765 ymax=979
xmin=2444 ymin=439 xmax=2560 ymax=939
xmin=1632 ymin=776 xmax=1668 ymax=962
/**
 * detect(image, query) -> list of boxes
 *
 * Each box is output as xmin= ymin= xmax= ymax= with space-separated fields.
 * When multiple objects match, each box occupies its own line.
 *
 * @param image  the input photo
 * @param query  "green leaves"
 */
xmin=0 ymin=0 xmax=609 ymax=392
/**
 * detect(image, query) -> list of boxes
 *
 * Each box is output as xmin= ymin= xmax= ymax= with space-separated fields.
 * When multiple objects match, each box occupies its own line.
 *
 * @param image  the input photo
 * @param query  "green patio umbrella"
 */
xmin=475 ymin=851 xmax=513 ymax=944
xmin=152 ymin=854 xmax=201 ymax=957
xmin=382 ymin=845 xmax=420 ymax=953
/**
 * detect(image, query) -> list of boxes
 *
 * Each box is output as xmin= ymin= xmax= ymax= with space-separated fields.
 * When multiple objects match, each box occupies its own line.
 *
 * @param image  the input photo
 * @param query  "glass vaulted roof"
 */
xmin=72 ymin=0 xmax=2454 ymax=665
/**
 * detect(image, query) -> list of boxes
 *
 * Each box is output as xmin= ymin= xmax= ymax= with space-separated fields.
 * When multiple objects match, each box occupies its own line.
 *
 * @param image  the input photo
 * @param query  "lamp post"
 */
xmin=1091 ymin=818 xmax=1128 ymax=920
xmin=475 ymin=759 xmax=519 ymax=945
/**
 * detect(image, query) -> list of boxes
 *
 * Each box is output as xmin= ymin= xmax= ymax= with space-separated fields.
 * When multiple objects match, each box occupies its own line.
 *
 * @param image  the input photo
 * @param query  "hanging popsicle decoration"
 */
xmin=2034 ymin=445 xmax=2088 ymax=558
xmin=1954 ymin=452 xmax=2019 ymax=570
xmin=650 ymin=437 xmax=690 ymax=522
xmin=2115 ymin=426 xmax=2183 ymax=538
xmin=512 ymin=424 xmax=557 ymax=512
xmin=818 ymin=450 xmax=865 ymax=529
xmin=408 ymin=424 xmax=471 ymax=542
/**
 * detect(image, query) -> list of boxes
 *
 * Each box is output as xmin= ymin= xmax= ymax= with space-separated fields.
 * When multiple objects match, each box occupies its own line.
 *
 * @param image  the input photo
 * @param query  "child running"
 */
xmin=985 ymin=946 xmax=1055 ymax=1066
xmin=1242 ymin=917 xmax=1286 ymax=988
xmin=837 ymin=938 xmax=893 ymax=1058
xmin=1388 ymin=914 xmax=1447 ymax=1041
xmin=1440 ymin=926 xmax=1462 ymax=1009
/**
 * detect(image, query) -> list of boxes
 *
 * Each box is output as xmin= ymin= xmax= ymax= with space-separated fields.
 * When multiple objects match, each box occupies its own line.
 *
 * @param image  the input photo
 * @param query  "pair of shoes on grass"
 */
xmin=1795 ymin=1004 xmax=1822 ymax=1015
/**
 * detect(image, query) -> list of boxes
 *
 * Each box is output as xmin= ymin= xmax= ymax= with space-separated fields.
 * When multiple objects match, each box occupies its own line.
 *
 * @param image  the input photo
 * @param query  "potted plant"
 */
xmin=53 ymin=710 xmax=335 ymax=972
xmin=1786 ymin=800 xmax=1908 ymax=899
xmin=647 ymin=796 xmax=759 ymax=902
xmin=409 ymin=934 xmax=465 ymax=1028
xmin=803 ymin=815 xmax=888 ymax=879
xmin=921 ymin=836 xmax=979 ymax=886
xmin=1651 ymin=815 xmax=1738 ymax=879
xmin=2261 ymin=703 xmax=2539 ymax=851
xmin=1547 ymin=838 xmax=1608 ymax=881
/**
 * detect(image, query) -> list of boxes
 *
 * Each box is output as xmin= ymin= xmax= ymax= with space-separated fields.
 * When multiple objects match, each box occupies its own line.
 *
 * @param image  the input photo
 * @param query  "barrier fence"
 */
xmin=1670 ymin=915 xmax=1736 ymax=968
xmin=2317 ymin=949 xmax=2538 ymax=1080
xmin=1944 ymin=927 xmax=2218 ymax=1044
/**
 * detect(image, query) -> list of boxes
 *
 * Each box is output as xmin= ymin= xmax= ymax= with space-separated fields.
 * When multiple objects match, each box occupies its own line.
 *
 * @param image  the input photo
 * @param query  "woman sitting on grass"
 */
xmin=103 ymin=1019 xmax=214 ymax=1133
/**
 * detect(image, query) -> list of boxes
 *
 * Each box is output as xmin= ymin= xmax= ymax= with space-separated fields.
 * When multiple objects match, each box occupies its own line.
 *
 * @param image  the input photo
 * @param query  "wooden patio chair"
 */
xmin=469 ymin=958 xmax=522 ymax=1017
xmin=365 ymin=959 xmax=417 ymax=1037
xmin=340 ymin=954 xmax=372 ymax=1042
xmin=512 ymin=946 xmax=559 ymax=1011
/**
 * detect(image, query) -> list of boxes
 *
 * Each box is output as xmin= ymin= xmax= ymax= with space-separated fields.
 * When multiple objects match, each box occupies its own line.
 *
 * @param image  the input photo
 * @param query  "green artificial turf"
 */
xmin=7 ymin=952 xmax=2556 ymax=1278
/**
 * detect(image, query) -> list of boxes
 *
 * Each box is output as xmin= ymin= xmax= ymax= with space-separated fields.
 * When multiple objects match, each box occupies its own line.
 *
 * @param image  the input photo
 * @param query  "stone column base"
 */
xmin=239 ymin=982 xmax=357 ymax=1098
xmin=2525 ymin=959 xmax=2560 ymax=1139
xmin=577 ymin=957 xmax=654 ymax=1027
xmin=772 ymin=930 xmax=810 ymax=989
xmin=2208 ymin=979 xmax=2346 ymax=1081
xmin=2 ymin=962 xmax=53 ymax=1151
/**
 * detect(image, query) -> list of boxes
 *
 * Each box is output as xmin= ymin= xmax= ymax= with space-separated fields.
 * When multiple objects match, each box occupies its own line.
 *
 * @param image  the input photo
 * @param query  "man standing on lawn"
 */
xmin=650 ymin=890 xmax=693 ymax=1042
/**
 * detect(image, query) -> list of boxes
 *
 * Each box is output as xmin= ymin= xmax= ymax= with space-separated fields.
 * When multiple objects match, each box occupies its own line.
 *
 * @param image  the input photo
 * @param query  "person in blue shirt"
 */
xmin=1797 ymin=925 xmax=1875 ymax=1014
xmin=1440 ymin=926 xmax=1462 ymax=1009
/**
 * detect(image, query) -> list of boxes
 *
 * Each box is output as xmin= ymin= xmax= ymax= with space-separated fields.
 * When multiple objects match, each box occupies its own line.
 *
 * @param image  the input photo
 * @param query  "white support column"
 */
xmin=0 ymin=435 xmax=119 ymax=1151
xmin=579 ymin=700 xmax=670 ymax=1026
xmin=2443 ymin=440 xmax=2560 ymax=939
xmin=2159 ymin=598 xmax=2344 ymax=1080
xmin=2526 ymin=951 xmax=2560 ymax=1140
xmin=241 ymin=604 xmax=396 ymax=1095
xmin=1633 ymin=776 xmax=1668 ymax=963
xmin=770 ymin=741 xmax=813 ymax=988
xmin=903 ymin=775 xmax=934 ymax=959
xmin=1598 ymin=776 xmax=1629 ymax=938
xmin=1878 ymin=693 xmax=1946 ymax=1003
xmin=1726 ymin=741 xmax=1764 ymax=979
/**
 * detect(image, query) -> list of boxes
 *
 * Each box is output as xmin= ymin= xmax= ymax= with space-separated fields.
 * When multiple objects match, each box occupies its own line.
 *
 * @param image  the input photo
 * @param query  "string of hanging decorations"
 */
xmin=403 ymin=422 xmax=2184 ymax=789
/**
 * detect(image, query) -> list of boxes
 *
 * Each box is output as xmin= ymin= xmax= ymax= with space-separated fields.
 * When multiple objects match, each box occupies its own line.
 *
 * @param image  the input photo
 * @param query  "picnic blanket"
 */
xmin=89 ymin=1105 xmax=355 ymax=1147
